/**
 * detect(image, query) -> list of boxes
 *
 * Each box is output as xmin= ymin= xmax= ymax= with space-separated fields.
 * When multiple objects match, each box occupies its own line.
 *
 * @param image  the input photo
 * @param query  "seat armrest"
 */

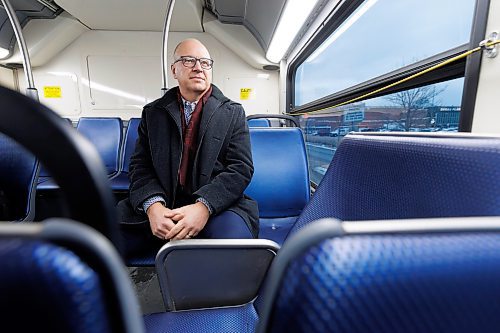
xmin=155 ymin=239 xmax=280 ymax=311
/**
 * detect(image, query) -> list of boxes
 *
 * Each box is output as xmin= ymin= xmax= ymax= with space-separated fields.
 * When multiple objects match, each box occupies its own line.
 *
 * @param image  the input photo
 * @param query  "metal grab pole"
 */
xmin=161 ymin=0 xmax=176 ymax=96
xmin=1 ymin=0 xmax=38 ymax=100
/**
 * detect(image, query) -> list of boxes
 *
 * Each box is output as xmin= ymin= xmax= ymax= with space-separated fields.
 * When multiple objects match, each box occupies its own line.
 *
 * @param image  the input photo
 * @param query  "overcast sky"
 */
xmin=295 ymin=0 xmax=476 ymax=107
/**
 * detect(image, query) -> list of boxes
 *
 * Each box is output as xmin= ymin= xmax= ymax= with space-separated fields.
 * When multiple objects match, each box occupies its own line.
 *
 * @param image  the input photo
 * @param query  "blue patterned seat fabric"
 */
xmin=0 ymin=133 xmax=38 ymax=221
xmin=144 ymin=303 xmax=258 ymax=333
xmin=110 ymin=118 xmax=141 ymax=191
xmin=268 ymin=231 xmax=500 ymax=333
xmin=76 ymin=117 xmax=123 ymax=177
xmin=38 ymin=117 xmax=123 ymax=190
xmin=0 ymin=239 xmax=111 ymax=333
xmin=290 ymin=134 xmax=500 ymax=236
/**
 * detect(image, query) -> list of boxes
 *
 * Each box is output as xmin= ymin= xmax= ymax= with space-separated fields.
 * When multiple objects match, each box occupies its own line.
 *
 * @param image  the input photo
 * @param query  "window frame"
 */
xmin=286 ymin=0 xmax=491 ymax=132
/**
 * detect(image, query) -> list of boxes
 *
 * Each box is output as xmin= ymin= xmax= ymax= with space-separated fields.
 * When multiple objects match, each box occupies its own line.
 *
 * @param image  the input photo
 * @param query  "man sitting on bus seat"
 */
xmin=117 ymin=38 xmax=258 ymax=257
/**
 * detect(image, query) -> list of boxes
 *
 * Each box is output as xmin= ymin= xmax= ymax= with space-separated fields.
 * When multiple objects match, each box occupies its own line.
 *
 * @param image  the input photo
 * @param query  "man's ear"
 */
xmin=171 ymin=64 xmax=177 ymax=79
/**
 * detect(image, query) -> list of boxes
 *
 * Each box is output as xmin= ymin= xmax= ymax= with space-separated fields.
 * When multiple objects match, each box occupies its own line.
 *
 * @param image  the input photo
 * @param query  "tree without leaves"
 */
xmin=385 ymin=85 xmax=445 ymax=130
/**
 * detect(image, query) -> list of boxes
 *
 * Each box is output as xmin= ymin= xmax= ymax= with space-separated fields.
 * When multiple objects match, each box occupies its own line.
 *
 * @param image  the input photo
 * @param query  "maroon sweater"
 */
xmin=177 ymin=86 xmax=213 ymax=191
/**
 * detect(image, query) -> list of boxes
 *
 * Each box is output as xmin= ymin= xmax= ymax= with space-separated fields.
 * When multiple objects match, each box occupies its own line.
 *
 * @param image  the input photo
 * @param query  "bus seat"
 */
xmin=0 ymin=85 xmax=142 ymax=332
xmin=151 ymin=132 xmax=500 ymax=316
xmin=110 ymin=118 xmax=141 ymax=191
xmin=0 ymin=133 xmax=38 ymax=221
xmin=76 ymin=117 xmax=123 ymax=177
xmin=37 ymin=119 xmax=74 ymax=190
xmin=0 ymin=219 xmax=144 ymax=333
xmin=248 ymin=118 xmax=271 ymax=127
xmin=37 ymin=119 xmax=73 ymax=188
xmin=127 ymin=127 xmax=309 ymax=266
xmin=144 ymin=303 xmax=258 ymax=333
xmin=289 ymin=132 xmax=500 ymax=237
xmin=246 ymin=128 xmax=310 ymax=245
xmin=257 ymin=218 xmax=500 ymax=332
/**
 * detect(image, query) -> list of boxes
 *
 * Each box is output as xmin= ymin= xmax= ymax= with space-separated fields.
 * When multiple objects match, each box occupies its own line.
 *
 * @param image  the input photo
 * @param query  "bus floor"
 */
xmin=129 ymin=266 xmax=166 ymax=314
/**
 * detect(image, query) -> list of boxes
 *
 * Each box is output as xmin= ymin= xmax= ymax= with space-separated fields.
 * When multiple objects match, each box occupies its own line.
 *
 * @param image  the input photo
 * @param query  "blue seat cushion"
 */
xmin=258 ymin=216 xmax=298 ymax=245
xmin=144 ymin=303 xmax=258 ymax=333
xmin=37 ymin=177 xmax=59 ymax=190
xmin=110 ymin=173 xmax=130 ymax=192
xmin=127 ymin=250 xmax=156 ymax=267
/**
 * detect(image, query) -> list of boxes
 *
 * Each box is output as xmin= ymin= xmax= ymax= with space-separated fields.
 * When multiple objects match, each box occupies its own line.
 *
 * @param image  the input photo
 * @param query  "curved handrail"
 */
xmin=0 ymin=0 xmax=38 ymax=100
xmin=161 ymin=0 xmax=176 ymax=95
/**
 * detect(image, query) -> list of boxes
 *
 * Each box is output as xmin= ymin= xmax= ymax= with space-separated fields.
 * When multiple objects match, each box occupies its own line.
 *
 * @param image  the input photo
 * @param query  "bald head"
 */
xmin=171 ymin=38 xmax=213 ymax=101
xmin=173 ymin=38 xmax=211 ymax=61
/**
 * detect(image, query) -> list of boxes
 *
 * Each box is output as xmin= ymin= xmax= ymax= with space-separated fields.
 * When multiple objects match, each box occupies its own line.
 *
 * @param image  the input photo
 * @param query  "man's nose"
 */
xmin=192 ymin=59 xmax=203 ymax=71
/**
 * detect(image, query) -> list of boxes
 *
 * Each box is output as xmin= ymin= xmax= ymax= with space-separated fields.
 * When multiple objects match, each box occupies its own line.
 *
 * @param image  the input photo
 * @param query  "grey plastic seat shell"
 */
xmin=156 ymin=239 xmax=280 ymax=311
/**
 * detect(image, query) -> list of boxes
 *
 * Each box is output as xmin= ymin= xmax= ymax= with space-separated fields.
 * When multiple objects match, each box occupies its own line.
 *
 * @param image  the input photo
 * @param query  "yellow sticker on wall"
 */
xmin=43 ymin=86 xmax=62 ymax=98
xmin=240 ymin=88 xmax=252 ymax=100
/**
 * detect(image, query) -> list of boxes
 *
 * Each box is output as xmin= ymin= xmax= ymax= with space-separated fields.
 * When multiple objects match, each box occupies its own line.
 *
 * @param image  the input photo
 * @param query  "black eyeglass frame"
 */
xmin=173 ymin=56 xmax=214 ymax=70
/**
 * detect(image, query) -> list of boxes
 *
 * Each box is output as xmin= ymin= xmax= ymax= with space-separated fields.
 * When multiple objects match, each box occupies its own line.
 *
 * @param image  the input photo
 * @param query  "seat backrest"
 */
xmin=258 ymin=218 xmax=500 ymax=333
xmin=245 ymin=128 xmax=310 ymax=244
xmin=121 ymin=118 xmax=140 ymax=173
xmin=0 ymin=219 xmax=144 ymax=333
xmin=0 ymin=86 xmax=141 ymax=331
xmin=248 ymin=118 xmax=271 ymax=127
xmin=39 ymin=118 xmax=73 ymax=178
xmin=289 ymin=133 xmax=500 ymax=236
xmin=0 ymin=133 xmax=38 ymax=221
xmin=76 ymin=117 xmax=123 ymax=175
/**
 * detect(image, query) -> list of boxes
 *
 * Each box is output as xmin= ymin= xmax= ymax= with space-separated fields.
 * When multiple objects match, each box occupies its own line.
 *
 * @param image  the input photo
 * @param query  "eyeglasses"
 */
xmin=174 ymin=56 xmax=214 ymax=70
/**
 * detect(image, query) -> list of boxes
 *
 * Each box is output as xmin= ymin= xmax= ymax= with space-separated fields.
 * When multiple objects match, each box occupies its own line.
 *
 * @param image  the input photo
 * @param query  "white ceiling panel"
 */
xmin=54 ymin=0 xmax=203 ymax=31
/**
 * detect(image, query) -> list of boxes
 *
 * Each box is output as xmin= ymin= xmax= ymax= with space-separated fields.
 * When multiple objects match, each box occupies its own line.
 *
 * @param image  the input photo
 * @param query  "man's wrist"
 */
xmin=143 ymin=196 xmax=166 ymax=213
xmin=196 ymin=197 xmax=213 ymax=215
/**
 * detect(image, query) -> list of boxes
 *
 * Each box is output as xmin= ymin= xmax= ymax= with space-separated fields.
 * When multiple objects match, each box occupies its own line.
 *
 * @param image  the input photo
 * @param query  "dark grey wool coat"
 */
xmin=117 ymin=84 xmax=259 ymax=237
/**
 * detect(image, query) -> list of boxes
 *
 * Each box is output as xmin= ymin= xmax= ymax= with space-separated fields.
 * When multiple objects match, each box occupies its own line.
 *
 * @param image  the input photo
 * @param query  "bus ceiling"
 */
xmin=0 ymin=0 xmax=305 ymax=70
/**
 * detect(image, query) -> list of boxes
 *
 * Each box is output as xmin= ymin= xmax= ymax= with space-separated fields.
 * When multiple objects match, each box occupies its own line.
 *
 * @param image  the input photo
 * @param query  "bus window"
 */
xmin=304 ymin=78 xmax=464 ymax=184
xmin=294 ymin=0 xmax=476 ymax=106
xmin=289 ymin=0 xmax=484 ymax=186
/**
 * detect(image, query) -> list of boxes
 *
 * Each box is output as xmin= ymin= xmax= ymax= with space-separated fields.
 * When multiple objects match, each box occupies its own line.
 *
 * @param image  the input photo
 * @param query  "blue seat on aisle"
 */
xmin=0 ymin=133 xmax=38 ymax=221
xmin=246 ymin=128 xmax=310 ymax=245
xmin=110 ymin=118 xmax=141 ymax=191
xmin=248 ymin=118 xmax=271 ymax=127
xmin=257 ymin=218 xmax=500 ymax=333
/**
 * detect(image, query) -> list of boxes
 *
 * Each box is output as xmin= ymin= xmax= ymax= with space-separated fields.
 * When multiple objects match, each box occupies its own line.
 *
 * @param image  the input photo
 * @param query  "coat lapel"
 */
xmin=198 ymin=96 xmax=221 ymax=144
xmin=164 ymin=99 xmax=182 ymax=136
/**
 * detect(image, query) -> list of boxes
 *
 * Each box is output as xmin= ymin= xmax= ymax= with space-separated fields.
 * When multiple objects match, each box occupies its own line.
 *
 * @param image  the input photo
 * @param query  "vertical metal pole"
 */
xmin=161 ymin=0 xmax=176 ymax=96
xmin=1 ymin=0 xmax=38 ymax=100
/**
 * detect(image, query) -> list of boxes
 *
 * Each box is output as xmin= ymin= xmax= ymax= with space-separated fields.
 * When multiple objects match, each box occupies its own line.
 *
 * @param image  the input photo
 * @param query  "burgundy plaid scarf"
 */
xmin=177 ymin=86 xmax=212 ymax=190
